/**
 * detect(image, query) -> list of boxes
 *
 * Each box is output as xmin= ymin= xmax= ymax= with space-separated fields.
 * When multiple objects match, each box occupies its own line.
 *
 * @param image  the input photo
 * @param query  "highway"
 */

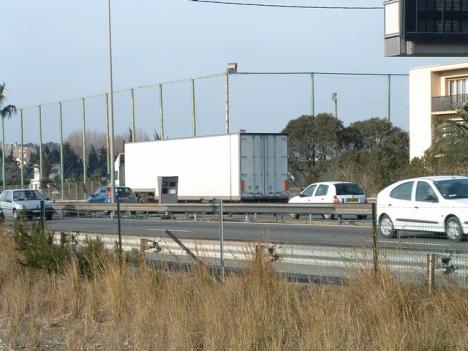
xmin=43 ymin=217 xmax=468 ymax=252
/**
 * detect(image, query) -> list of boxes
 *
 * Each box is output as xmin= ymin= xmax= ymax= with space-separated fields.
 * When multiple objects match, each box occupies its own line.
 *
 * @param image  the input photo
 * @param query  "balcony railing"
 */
xmin=432 ymin=94 xmax=468 ymax=112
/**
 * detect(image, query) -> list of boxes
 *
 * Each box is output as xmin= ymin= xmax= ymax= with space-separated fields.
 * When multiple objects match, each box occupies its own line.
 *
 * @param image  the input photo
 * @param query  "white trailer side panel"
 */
xmin=239 ymin=134 xmax=288 ymax=200
xmin=125 ymin=134 xmax=241 ymax=201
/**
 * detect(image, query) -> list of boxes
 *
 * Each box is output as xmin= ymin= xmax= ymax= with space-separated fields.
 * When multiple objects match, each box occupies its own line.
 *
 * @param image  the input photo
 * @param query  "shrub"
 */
xmin=12 ymin=221 xmax=69 ymax=273
xmin=76 ymin=237 xmax=109 ymax=278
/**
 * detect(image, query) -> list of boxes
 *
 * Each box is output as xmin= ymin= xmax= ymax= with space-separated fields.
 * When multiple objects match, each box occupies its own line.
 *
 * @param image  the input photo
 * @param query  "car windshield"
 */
xmin=13 ymin=190 xmax=43 ymax=201
xmin=434 ymin=179 xmax=468 ymax=200
xmin=335 ymin=183 xmax=364 ymax=196
xmin=117 ymin=187 xmax=133 ymax=196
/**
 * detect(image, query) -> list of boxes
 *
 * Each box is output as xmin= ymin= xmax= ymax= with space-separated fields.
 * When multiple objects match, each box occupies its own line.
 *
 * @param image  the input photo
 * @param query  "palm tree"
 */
xmin=0 ymin=83 xmax=17 ymax=187
xmin=430 ymin=104 xmax=468 ymax=163
xmin=0 ymin=83 xmax=17 ymax=118
xmin=438 ymin=104 xmax=468 ymax=140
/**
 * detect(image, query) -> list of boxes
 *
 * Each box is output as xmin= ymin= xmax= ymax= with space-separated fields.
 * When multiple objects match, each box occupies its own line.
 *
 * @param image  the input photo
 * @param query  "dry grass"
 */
xmin=0 ymin=231 xmax=467 ymax=351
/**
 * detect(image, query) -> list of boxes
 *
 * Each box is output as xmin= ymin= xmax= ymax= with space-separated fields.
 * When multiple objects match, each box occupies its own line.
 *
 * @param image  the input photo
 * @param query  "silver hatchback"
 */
xmin=0 ymin=189 xmax=55 ymax=220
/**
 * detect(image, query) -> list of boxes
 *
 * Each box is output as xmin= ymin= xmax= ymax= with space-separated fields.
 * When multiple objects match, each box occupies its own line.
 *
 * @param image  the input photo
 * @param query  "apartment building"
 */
xmin=409 ymin=61 xmax=468 ymax=159
xmin=9 ymin=143 xmax=36 ymax=165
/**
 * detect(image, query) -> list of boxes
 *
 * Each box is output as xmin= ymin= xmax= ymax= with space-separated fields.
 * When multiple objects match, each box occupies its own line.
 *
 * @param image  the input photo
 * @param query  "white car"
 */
xmin=289 ymin=181 xmax=367 ymax=219
xmin=0 ymin=189 xmax=55 ymax=220
xmin=377 ymin=176 xmax=468 ymax=241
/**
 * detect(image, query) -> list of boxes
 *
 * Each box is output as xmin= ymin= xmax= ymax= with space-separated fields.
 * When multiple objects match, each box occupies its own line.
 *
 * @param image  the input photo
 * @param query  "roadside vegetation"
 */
xmin=284 ymin=112 xmax=468 ymax=196
xmin=0 ymin=225 xmax=467 ymax=350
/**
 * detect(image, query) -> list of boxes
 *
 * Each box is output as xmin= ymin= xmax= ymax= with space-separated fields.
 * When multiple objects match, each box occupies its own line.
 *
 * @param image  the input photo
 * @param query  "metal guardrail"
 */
xmin=54 ymin=231 xmax=468 ymax=284
xmin=53 ymin=202 xmax=373 ymax=217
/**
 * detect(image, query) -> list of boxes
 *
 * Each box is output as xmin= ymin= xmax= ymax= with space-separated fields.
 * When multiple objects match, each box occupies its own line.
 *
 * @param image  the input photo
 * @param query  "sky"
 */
xmin=1 ymin=0 xmax=465 ymax=145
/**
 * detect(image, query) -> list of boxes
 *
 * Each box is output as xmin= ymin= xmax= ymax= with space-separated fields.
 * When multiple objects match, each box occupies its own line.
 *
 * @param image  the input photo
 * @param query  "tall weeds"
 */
xmin=0 ymin=230 xmax=467 ymax=350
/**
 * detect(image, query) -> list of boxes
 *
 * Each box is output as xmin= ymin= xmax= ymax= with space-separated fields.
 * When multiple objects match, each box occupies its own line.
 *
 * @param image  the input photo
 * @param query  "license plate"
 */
xmin=346 ymin=198 xmax=358 ymax=203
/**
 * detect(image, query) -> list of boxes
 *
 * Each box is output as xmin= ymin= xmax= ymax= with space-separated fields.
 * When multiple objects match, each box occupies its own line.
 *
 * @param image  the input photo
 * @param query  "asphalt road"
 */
xmin=42 ymin=217 xmax=468 ymax=252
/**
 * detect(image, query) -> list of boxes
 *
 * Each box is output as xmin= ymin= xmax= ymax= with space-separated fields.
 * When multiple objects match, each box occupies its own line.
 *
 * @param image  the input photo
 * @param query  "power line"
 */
xmin=188 ymin=0 xmax=383 ymax=10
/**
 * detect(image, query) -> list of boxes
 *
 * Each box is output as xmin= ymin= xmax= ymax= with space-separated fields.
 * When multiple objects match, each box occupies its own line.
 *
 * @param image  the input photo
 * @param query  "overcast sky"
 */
xmin=2 ymin=0 xmax=464 ymax=144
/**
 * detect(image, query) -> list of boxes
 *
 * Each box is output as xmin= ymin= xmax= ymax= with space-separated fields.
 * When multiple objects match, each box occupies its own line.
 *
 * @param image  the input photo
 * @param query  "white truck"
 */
xmin=115 ymin=132 xmax=288 ymax=203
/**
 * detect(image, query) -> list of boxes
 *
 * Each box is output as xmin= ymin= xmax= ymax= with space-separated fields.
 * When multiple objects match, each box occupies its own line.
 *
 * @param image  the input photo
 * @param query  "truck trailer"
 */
xmin=115 ymin=133 xmax=288 ymax=203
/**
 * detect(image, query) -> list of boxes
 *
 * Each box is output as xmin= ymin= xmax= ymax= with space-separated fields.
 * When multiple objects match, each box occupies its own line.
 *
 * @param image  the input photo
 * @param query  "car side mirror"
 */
xmin=425 ymin=194 xmax=437 ymax=202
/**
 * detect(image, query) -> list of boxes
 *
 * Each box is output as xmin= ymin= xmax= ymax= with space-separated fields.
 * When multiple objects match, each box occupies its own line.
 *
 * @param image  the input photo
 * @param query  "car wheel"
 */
xmin=290 ymin=213 xmax=300 ymax=219
xmin=445 ymin=216 xmax=464 ymax=242
xmin=379 ymin=215 xmax=396 ymax=238
xmin=322 ymin=214 xmax=335 ymax=220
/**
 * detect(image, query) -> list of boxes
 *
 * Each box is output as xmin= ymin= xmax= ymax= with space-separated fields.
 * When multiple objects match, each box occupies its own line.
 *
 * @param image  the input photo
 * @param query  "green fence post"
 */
xmin=38 ymin=105 xmax=43 ymax=183
xmin=20 ymin=109 xmax=24 ymax=188
xmin=1 ymin=117 xmax=5 ymax=189
xmin=81 ymin=98 xmax=87 ymax=183
xmin=59 ymin=102 xmax=64 ymax=200
xmin=131 ymin=88 xmax=136 ymax=142
xmin=105 ymin=93 xmax=110 ymax=177
xmin=372 ymin=203 xmax=379 ymax=274
xmin=310 ymin=73 xmax=315 ymax=116
xmin=159 ymin=84 xmax=165 ymax=139
xmin=387 ymin=74 xmax=391 ymax=122
xmin=191 ymin=78 xmax=197 ymax=137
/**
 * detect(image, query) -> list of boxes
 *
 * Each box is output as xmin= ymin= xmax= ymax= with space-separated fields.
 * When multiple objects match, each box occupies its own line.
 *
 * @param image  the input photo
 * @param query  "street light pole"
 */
xmin=225 ymin=63 xmax=238 ymax=134
xmin=107 ymin=0 xmax=122 ymax=254
xmin=224 ymin=72 xmax=230 ymax=134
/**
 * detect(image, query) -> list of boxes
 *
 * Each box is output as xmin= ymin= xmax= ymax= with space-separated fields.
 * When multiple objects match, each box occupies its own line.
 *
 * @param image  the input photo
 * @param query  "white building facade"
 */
xmin=409 ymin=61 xmax=468 ymax=159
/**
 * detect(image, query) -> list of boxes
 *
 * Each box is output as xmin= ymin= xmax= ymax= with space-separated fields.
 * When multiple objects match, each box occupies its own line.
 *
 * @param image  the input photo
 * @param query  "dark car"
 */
xmin=87 ymin=186 xmax=137 ymax=203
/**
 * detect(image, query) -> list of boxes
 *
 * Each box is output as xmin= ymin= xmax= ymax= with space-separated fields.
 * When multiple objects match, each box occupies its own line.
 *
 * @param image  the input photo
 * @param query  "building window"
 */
xmin=448 ymin=78 xmax=468 ymax=96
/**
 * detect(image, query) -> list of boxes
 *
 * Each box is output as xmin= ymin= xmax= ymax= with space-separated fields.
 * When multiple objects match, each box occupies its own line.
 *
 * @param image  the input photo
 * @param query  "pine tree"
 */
xmin=63 ymin=143 xmax=82 ymax=180
xmin=88 ymin=145 xmax=99 ymax=178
